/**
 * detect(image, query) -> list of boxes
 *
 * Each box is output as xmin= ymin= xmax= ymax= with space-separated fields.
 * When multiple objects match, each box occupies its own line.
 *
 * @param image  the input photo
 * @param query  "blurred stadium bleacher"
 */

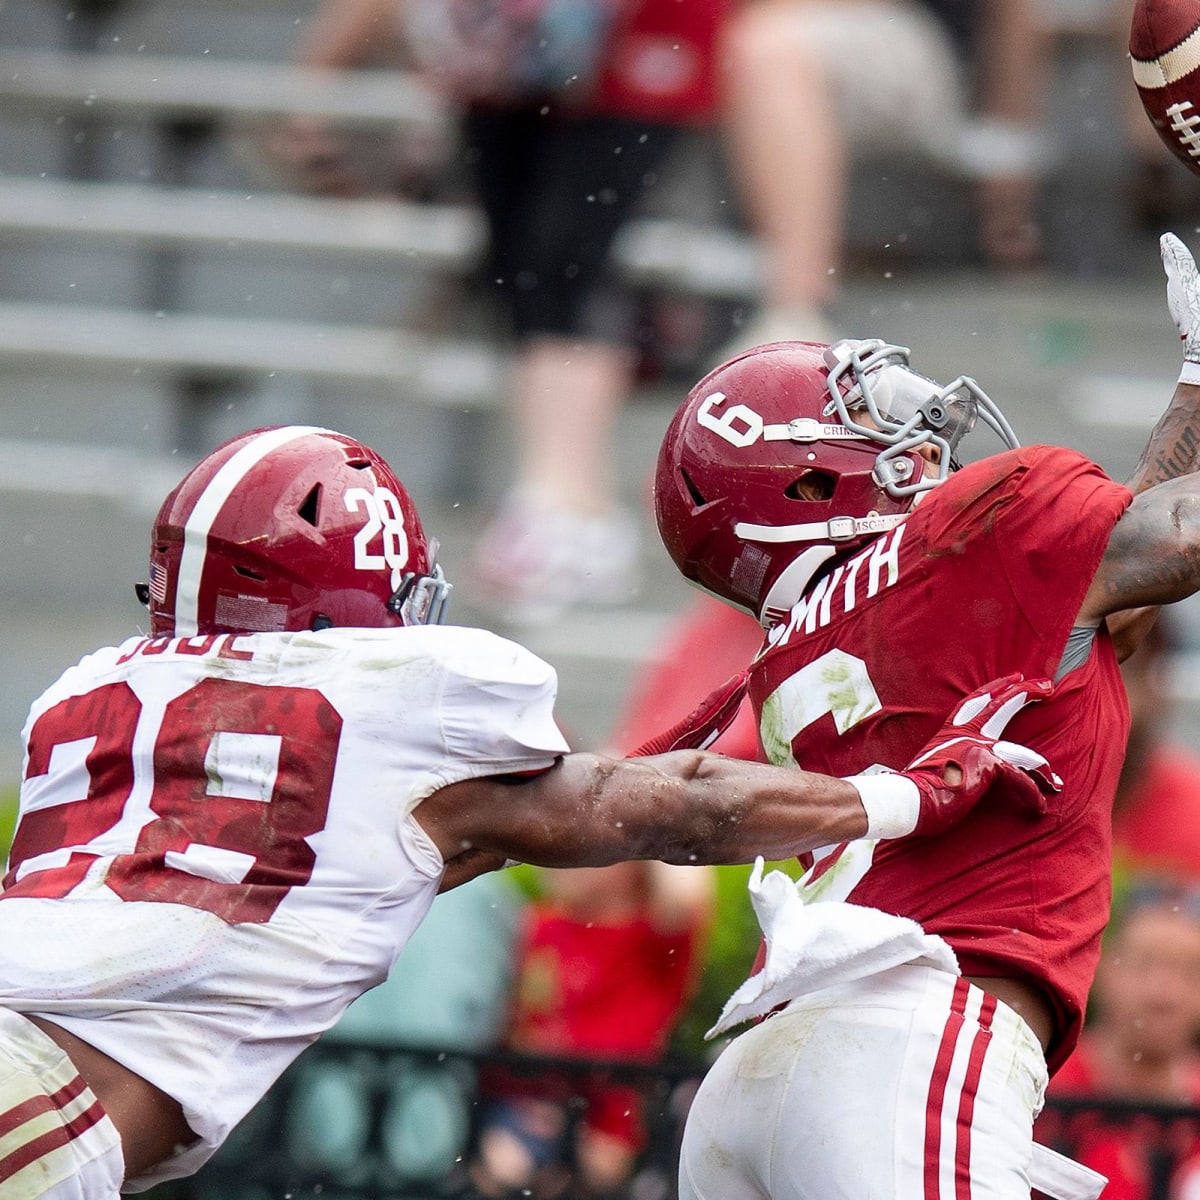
xmin=6 ymin=4 xmax=1200 ymax=1199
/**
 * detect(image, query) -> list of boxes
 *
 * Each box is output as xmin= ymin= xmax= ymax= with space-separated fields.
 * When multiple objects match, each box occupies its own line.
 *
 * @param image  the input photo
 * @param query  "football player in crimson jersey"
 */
xmin=0 ymin=425 xmax=1054 ymax=1198
xmin=655 ymin=232 xmax=1200 ymax=1200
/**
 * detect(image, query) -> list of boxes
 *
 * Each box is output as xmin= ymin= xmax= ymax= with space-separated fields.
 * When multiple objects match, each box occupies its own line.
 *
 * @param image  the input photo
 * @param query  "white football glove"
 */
xmin=1162 ymin=232 xmax=1200 ymax=386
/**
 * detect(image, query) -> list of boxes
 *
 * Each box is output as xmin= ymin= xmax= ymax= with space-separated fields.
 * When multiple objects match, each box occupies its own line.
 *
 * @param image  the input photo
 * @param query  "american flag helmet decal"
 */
xmin=148 ymin=560 xmax=169 ymax=605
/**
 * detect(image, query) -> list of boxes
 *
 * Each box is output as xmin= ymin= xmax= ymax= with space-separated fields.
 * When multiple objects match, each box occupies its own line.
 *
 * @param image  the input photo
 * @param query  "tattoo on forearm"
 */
xmin=1133 ymin=419 xmax=1200 ymax=490
xmin=1152 ymin=425 xmax=1200 ymax=483
xmin=1108 ymin=549 xmax=1200 ymax=607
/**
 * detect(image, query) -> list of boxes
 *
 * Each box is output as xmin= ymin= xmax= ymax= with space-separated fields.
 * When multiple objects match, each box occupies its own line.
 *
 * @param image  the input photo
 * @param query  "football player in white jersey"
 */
xmin=0 ymin=424 xmax=1057 ymax=1199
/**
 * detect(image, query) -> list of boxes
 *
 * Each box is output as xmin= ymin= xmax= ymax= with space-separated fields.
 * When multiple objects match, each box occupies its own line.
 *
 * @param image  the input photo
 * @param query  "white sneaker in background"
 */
xmin=471 ymin=495 xmax=640 ymax=627
xmin=712 ymin=305 xmax=836 ymax=367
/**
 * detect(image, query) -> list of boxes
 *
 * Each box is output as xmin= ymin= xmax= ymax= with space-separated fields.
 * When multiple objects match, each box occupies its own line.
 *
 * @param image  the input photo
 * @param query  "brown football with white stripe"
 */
xmin=1131 ymin=0 xmax=1200 ymax=176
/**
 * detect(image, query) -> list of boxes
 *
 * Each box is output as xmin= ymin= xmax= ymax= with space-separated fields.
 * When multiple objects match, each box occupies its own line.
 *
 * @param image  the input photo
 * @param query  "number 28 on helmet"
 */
xmin=137 ymin=425 xmax=451 ymax=637
xmin=654 ymin=339 xmax=1019 ymax=626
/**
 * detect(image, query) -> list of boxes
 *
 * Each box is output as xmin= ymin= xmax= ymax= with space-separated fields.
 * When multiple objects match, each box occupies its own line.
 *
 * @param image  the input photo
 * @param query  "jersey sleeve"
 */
xmin=996 ymin=445 xmax=1132 ymax=635
xmin=920 ymin=446 xmax=1133 ymax=676
xmin=437 ymin=627 xmax=571 ymax=775
xmin=265 ymin=626 xmax=571 ymax=818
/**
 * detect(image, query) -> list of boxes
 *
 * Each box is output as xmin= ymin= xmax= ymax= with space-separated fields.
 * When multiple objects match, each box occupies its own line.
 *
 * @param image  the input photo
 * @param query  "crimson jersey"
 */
xmin=748 ymin=446 xmax=1133 ymax=1073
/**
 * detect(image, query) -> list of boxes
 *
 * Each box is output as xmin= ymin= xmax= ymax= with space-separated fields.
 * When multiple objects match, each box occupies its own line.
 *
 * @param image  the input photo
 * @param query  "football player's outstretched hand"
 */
xmin=852 ymin=674 xmax=1060 ymax=840
xmin=1162 ymin=233 xmax=1200 ymax=385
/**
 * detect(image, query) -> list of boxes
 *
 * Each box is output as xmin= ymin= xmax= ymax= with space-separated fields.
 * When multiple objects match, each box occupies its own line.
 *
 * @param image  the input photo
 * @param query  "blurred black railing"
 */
xmin=1034 ymin=1092 xmax=1200 ymax=1200
xmin=147 ymin=1039 xmax=1200 ymax=1200
xmin=153 ymin=1039 xmax=702 ymax=1200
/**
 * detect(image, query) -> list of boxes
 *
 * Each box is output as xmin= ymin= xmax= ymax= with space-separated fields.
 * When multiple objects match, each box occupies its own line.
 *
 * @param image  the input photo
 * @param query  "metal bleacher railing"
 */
xmin=0 ymin=1 xmax=1121 ymax=466
xmin=146 ymin=1036 xmax=1200 ymax=1200
xmin=0 ymin=47 xmax=762 ymax=419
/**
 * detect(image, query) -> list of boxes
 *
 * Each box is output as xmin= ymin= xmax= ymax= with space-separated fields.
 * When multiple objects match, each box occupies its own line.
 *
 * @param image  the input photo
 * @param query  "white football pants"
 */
xmin=0 ymin=1008 xmax=124 ymax=1200
xmin=679 ymin=964 xmax=1047 ymax=1200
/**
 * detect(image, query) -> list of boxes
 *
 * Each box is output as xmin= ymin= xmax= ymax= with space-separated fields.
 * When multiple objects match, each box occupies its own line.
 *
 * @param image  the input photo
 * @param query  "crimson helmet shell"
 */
xmin=143 ymin=425 xmax=449 ymax=636
xmin=654 ymin=339 xmax=1017 ymax=624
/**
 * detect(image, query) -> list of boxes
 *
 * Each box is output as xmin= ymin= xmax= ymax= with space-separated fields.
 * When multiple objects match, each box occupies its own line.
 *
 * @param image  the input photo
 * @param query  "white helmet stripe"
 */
xmin=174 ymin=425 xmax=332 ymax=636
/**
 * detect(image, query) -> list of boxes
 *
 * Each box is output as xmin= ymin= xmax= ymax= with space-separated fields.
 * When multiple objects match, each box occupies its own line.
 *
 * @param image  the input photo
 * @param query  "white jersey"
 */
xmin=0 ymin=625 xmax=568 ymax=1190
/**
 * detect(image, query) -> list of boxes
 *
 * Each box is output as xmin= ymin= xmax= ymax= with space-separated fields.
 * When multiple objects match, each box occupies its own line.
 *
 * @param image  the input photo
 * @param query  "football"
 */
xmin=1130 ymin=0 xmax=1200 ymax=175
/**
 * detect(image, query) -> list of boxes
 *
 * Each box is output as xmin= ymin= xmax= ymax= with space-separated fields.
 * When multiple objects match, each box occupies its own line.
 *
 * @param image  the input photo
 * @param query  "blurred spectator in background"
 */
xmin=1037 ymin=880 xmax=1200 ymax=1200
xmin=262 ymin=0 xmax=449 ymax=198
xmin=606 ymin=591 xmax=765 ymax=765
xmin=1111 ymin=612 xmax=1200 ymax=883
xmin=715 ymin=0 xmax=1052 ymax=354
xmin=278 ymin=872 xmax=524 ymax=1182
xmin=270 ymin=0 xmax=733 ymax=625
xmin=469 ymin=861 xmax=714 ymax=1199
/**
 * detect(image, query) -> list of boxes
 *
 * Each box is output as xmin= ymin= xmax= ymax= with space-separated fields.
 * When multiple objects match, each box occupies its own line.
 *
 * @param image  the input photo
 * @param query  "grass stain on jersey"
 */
xmin=822 ymin=657 xmax=877 ymax=731
xmin=757 ymin=692 xmax=793 ymax=767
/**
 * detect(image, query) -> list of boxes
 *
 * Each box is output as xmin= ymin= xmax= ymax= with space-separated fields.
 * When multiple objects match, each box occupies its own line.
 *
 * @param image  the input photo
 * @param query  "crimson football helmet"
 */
xmin=137 ymin=425 xmax=451 ymax=636
xmin=655 ymin=339 xmax=1019 ymax=625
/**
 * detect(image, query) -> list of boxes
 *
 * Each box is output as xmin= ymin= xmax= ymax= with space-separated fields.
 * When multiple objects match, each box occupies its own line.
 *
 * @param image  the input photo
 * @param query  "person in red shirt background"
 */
xmin=468 ymin=861 xmax=714 ymax=1199
xmin=1038 ymin=882 xmax=1200 ymax=1200
xmin=605 ymin=592 xmax=765 ymax=766
xmin=1111 ymin=613 xmax=1200 ymax=884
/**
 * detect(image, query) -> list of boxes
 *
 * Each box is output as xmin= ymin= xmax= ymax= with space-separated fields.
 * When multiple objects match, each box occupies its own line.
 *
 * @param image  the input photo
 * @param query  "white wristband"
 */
xmin=846 ymin=772 xmax=921 ymax=839
xmin=1180 ymin=359 xmax=1200 ymax=387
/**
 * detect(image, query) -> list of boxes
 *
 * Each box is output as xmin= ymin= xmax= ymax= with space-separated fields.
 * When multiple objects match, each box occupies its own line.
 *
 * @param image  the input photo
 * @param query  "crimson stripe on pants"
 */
xmin=0 ymin=1093 xmax=56 ymax=1139
xmin=0 ymin=1071 xmax=87 ymax=1141
xmin=0 ymin=1072 xmax=106 ymax=1182
xmin=924 ymin=977 xmax=972 ymax=1200
xmin=953 ymin=993 xmax=997 ymax=1200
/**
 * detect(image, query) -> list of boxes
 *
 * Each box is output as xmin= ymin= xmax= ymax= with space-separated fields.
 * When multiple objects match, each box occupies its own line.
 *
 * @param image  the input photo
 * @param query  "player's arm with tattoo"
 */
xmin=1127 ymin=235 xmax=1200 ymax=495
xmin=1080 ymin=476 xmax=1200 ymax=623
xmin=421 ymin=677 xmax=1057 ymax=883
xmin=1102 ymin=233 xmax=1200 ymax=653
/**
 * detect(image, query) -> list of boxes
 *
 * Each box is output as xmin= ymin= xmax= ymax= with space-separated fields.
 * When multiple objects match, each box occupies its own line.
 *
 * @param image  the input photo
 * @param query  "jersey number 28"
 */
xmin=6 ymin=677 xmax=340 ymax=924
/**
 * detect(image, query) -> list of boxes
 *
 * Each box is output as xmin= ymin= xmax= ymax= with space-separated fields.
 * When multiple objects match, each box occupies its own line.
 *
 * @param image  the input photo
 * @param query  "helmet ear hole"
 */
xmin=786 ymin=470 xmax=835 ymax=502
